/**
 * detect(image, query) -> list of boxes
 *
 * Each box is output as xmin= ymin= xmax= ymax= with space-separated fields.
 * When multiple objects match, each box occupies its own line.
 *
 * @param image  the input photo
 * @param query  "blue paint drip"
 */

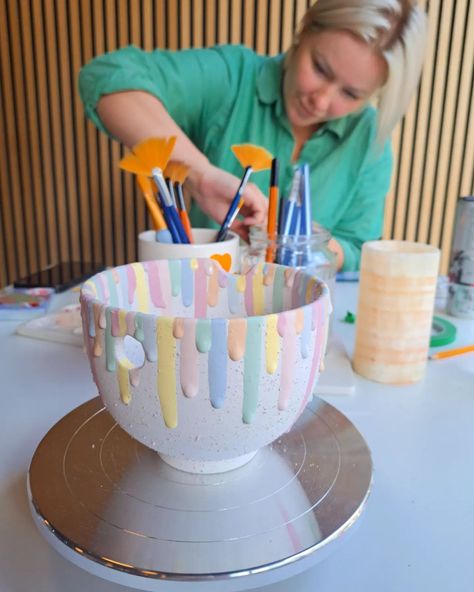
xmin=87 ymin=301 xmax=95 ymax=337
xmin=181 ymin=260 xmax=194 ymax=308
xmin=228 ymin=274 xmax=240 ymax=316
xmin=116 ymin=265 xmax=129 ymax=308
xmin=208 ymin=319 xmax=228 ymax=409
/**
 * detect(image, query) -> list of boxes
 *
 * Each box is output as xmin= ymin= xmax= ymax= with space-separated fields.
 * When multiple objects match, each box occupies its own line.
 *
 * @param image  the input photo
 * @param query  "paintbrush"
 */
xmin=119 ymin=137 xmax=189 ymax=244
xmin=136 ymin=175 xmax=173 ymax=243
xmin=165 ymin=161 xmax=194 ymax=243
xmin=216 ymin=143 xmax=273 ymax=242
xmin=265 ymin=157 xmax=279 ymax=263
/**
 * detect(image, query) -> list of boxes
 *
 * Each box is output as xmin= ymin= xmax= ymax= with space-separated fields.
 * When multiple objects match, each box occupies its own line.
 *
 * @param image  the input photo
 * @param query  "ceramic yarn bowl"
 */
xmin=80 ymin=258 xmax=331 ymax=474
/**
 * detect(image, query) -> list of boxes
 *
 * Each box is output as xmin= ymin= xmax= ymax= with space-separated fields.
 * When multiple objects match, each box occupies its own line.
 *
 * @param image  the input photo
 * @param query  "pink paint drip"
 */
xmin=297 ymin=300 xmax=325 ymax=416
xmin=158 ymin=262 xmax=172 ymax=311
xmin=145 ymin=261 xmax=165 ymax=308
xmin=110 ymin=309 xmax=121 ymax=337
xmin=218 ymin=268 xmax=229 ymax=288
xmin=126 ymin=265 xmax=137 ymax=305
xmin=277 ymin=311 xmax=287 ymax=337
xmin=126 ymin=311 xmax=136 ymax=335
xmin=278 ymin=311 xmax=296 ymax=411
xmin=97 ymin=274 xmax=109 ymax=303
xmin=194 ymin=260 xmax=208 ymax=319
xmin=180 ymin=320 xmax=199 ymax=397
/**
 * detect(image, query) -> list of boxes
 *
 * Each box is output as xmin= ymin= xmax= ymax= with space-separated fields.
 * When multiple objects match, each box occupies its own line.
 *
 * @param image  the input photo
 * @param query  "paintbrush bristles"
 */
xmin=164 ymin=161 xmax=190 ymax=185
xmin=119 ymin=153 xmax=151 ymax=176
xmin=231 ymin=144 xmax=273 ymax=171
xmin=132 ymin=137 xmax=177 ymax=172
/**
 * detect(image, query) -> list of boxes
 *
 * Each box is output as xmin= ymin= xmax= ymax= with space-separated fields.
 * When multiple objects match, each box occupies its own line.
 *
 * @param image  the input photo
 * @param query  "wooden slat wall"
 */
xmin=0 ymin=0 xmax=473 ymax=288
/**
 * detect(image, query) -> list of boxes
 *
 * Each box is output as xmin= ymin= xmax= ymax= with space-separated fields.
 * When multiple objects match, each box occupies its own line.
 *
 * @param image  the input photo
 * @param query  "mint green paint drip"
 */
xmin=243 ymin=317 xmax=264 ymax=423
xmin=105 ymin=308 xmax=116 ymax=372
xmin=105 ymin=271 xmax=118 ymax=307
xmin=169 ymin=259 xmax=181 ymax=297
xmin=134 ymin=313 xmax=145 ymax=342
xmin=196 ymin=319 xmax=212 ymax=353
xmin=273 ymin=266 xmax=285 ymax=313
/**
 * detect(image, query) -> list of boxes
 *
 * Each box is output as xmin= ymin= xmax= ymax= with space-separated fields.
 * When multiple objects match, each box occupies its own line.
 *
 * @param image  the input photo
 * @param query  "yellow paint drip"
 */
xmin=131 ymin=263 xmax=149 ymax=312
xmin=265 ymin=314 xmax=280 ymax=374
xmin=252 ymin=263 xmax=265 ymax=315
xmin=118 ymin=310 xmax=128 ymax=336
xmin=117 ymin=357 xmax=135 ymax=404
xmin=236 ymin=274 xmax=246 ymax=293
xmin=228 ymin=318 xmax=247 ymax=361
xmin=190 ymin=258 xmax=198 ymax=271
xmin=157 ymin=318 xmax=178 ymax=428
xmin=84 ymin=280 xmax=97 ymax=296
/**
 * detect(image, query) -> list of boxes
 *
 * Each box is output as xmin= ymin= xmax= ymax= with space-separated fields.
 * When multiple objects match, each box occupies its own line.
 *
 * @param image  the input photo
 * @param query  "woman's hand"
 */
xmin=186 ymin=163 xmax=268 ymax=240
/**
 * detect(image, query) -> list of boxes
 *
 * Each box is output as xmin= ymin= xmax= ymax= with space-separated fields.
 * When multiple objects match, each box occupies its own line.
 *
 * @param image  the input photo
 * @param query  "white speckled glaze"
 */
xmin=80 ymin=258 xmax=331 ymax=473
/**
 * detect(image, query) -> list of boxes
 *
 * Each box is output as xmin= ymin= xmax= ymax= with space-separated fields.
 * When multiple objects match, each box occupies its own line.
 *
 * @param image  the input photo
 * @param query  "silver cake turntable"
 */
xmin=27 ymin=397 xmax=372 ymax=591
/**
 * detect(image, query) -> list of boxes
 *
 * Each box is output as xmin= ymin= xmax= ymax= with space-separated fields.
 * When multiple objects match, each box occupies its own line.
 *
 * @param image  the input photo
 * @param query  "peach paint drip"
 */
xmin=252 ymin=263 xmax=265 ymax=316
xmin=277 ymin=310 xmax=296 ymax=410
xmin=227 ymin=318 xmax=247 ymax=361
xmin=92 ymin=303 xmax=104 ymax=357
xmin=207 ymin=265 xmax=219 ymax=308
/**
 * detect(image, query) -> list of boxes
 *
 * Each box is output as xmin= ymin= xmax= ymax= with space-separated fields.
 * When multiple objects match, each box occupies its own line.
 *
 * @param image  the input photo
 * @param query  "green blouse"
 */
xmin=79 ymin=44 xmax=392 ymax=270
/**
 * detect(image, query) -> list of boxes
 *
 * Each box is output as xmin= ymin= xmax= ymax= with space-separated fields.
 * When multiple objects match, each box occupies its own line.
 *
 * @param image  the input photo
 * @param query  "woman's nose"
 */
xmin=310 ymin=83 xmax=336 ymax=112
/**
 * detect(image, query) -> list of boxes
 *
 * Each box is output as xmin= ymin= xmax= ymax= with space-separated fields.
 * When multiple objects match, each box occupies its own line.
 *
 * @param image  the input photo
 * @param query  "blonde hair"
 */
xmin=288 ymin=0 xmax=428 ymax=144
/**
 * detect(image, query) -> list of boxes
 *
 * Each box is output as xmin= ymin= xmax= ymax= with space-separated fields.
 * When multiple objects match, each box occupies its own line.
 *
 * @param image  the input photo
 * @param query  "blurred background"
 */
xmin=0 ymin=0 xmax=473 ymax=287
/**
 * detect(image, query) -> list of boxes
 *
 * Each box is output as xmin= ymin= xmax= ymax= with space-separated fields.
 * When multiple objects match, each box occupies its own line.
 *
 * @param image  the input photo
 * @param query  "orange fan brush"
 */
xmin=216 ymin=143 xmax=273 ymax=241
xmin=118 ymin=137 xmax=189 ymax=244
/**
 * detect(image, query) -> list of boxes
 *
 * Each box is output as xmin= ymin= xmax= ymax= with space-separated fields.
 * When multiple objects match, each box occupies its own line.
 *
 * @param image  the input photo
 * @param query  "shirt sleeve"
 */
xmin=78 ymin=45 xmax=237 ymax=142
xmin=333 ymin=140 xmax=393 ymax=271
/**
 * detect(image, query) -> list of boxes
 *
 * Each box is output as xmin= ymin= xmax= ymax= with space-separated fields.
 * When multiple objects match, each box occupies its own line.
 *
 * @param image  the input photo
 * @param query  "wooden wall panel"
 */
xmin=0 ymin=0 xmax=473 ymax=288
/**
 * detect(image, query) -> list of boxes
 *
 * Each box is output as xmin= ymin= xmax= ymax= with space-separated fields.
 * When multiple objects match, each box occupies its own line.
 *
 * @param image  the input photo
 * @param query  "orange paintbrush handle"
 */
xmin=429 ymin=344 xmax=474 ymax=360
xmin=265 ymin=185 xmax=278 ymax=262
xmin=143 ymin=191 xmax=167 ymax=231
xmin=179 ymin=210 xmax=194 ymax=243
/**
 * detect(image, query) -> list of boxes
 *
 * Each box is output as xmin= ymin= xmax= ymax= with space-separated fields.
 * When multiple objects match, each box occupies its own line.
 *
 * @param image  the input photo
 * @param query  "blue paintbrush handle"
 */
xmin=217 ymin=167 xmax=252 ymax=241
xmin=167 ymin=205 xmax=190 ymax=244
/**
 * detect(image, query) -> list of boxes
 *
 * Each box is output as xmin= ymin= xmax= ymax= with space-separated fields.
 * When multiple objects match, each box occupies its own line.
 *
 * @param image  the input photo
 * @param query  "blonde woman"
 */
xmin=79 ymin=0 xmax=427 ymax=270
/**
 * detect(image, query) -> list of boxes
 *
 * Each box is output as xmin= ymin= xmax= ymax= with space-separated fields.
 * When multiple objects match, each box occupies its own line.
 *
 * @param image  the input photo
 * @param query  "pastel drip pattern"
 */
xmin=81 ymin=259 xmax=330 ymax=431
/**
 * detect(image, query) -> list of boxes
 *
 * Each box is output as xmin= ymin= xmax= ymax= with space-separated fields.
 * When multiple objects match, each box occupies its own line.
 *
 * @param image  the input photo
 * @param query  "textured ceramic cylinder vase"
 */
xmin=353 ymin=240 xmax=440 ymax=384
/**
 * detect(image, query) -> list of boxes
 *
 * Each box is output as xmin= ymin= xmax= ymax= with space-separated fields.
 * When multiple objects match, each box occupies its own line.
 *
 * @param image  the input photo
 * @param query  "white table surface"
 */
xmin=1 ymin=282 xmax=473 ymax=592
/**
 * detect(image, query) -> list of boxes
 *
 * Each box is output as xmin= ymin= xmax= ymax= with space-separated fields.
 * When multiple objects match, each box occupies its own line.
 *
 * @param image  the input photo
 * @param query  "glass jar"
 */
xmin=242 ymin=224 xmax=337 ymax=304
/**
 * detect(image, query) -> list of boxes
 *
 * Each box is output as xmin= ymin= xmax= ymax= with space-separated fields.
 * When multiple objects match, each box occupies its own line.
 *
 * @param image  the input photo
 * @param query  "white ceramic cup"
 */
xmin=138 ymin=228 xmax=240 ymax=272
xmin=353 ymin=240 xmax=440 ymax=384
